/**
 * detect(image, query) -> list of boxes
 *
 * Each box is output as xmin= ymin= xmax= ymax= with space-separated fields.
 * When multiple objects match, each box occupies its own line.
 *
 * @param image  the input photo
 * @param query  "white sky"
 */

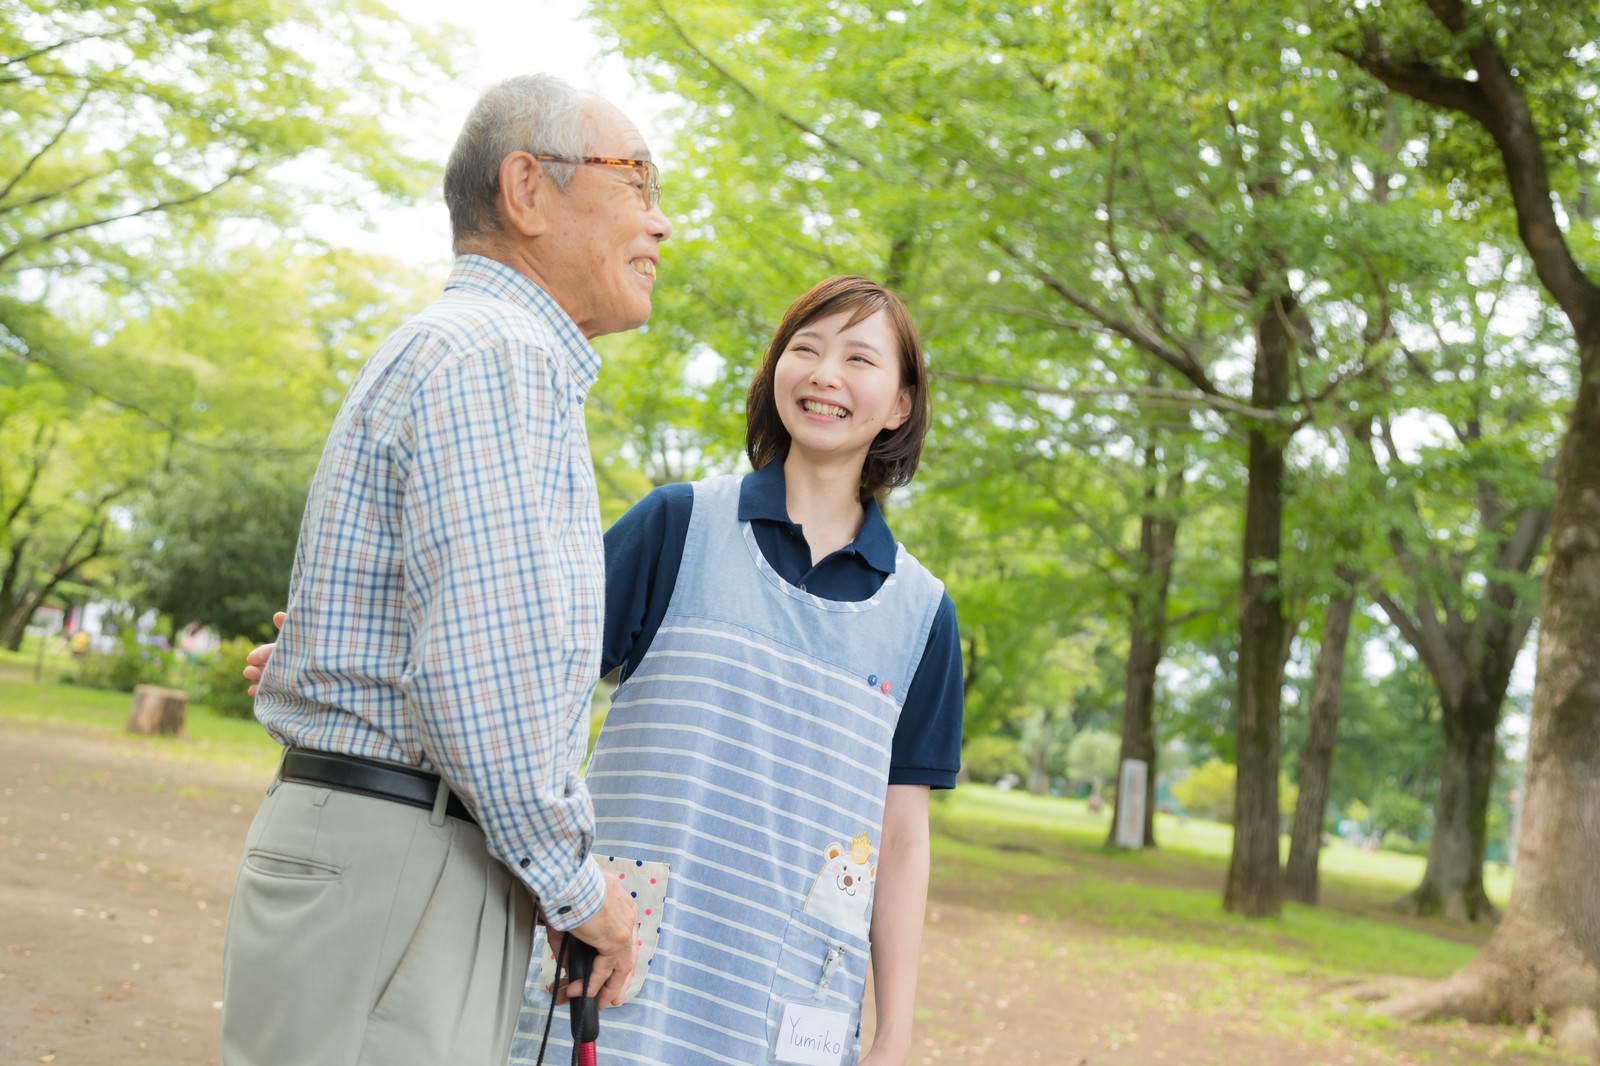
xmin=315 ymin=0 xmax=669 ymax=270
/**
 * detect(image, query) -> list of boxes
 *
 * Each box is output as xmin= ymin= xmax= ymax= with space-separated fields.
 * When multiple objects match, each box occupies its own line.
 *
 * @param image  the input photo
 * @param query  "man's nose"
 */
xmin=649 ymin=202 xmax=672 ymax=241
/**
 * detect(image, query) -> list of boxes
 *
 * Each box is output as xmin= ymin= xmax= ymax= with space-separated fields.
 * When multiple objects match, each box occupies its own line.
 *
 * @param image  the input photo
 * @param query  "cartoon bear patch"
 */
xmin=802 ymin=832 xmax=877 ymax=935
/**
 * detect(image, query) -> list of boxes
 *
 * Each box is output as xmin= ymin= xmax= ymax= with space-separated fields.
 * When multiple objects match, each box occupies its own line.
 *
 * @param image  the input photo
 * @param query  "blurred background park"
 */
xmin=4 ymin=1 xmax=1599 ymax=1063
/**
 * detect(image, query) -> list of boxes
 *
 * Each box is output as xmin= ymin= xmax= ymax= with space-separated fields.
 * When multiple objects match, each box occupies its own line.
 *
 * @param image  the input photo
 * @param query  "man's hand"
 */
xmin=242 ymin=612 xmax=285 ymax=697
xmin=551 ymin=872 xmax=638 ymax=1008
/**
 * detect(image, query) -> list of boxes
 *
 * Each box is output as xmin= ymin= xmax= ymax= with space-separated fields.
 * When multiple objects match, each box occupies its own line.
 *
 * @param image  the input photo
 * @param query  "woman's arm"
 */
xmin=862 ymin=783 xmax=931 ymax=1066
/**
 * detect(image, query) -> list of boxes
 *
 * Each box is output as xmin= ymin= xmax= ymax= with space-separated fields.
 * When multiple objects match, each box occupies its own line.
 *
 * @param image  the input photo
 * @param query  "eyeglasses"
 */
xmin=532 ymin=154 xmax=661 ymax=208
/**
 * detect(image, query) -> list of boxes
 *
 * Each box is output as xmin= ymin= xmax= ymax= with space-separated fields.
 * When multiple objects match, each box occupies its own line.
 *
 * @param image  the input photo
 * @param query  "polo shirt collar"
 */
xmin=738 ymin=461 xmax=898 ymax=574
xmin=445 ymin=254 xmax=602 ymax=398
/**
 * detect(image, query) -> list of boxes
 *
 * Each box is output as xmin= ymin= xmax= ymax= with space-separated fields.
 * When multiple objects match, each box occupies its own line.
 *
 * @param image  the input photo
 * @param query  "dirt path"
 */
xmin=2 ymin=719 xmax=264 ymax=1064
xmin=0 ymin=715 xmax=1553 ymax=1065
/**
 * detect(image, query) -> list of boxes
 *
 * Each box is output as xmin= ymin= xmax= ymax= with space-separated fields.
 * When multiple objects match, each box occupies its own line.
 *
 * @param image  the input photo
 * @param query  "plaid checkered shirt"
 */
xmin=255 ymin=254 xmax=607 ymax=927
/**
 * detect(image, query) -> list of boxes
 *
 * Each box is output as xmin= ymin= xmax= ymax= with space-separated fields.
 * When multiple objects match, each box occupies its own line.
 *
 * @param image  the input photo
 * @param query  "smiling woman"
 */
xmin=507 ymin=274 xmax=963 ymax=1066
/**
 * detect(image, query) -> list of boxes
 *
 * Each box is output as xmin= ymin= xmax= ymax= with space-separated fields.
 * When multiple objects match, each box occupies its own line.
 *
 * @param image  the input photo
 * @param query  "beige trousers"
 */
xmin=221 ymin=777 xmax=534 ymax=1066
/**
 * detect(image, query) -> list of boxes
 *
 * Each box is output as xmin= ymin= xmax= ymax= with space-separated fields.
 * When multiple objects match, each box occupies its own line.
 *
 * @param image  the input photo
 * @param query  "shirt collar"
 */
xmin=738 ymin=461 xmax=898 ymax=574
xmin=444 ymin=254 xmax=603 ymax=398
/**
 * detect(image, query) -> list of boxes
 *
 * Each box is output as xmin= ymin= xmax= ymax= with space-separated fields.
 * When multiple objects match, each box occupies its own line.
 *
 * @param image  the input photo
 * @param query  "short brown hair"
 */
xmin=745 ymin=276 xmax=928 ymax=500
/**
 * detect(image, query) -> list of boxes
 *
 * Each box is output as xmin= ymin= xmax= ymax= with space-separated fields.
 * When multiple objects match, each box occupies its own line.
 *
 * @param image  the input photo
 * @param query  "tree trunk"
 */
xmin=1285 ymin=586 xmax=1356 ymax=905
xmin=1027 ymin=736 xmax=1048 ymax=795
xmin=126 ymin=685 xmax=188 ymax=736
xmin=2 ymin=574 xmax=69 ymax=652
xmin=0 ymin=540 xmax=31 ymax=651
xmin=1106 ymin=446 xmax=1179 ymax=850
xmin=1 ymin=613 xmax=24 ymax=652
xmin=1399 ymin=686 xmax=1501 ymax=920
xmin=1106 ymin=580 xmax=1164 ymax=848
xmin=1 ymin=588 xmax=38 ymax=652
xmin=1225 ymin=293 xmax=1293 ymax=918
xmin=0 ymin=511 xmax=110 ymax=650
xmin=1340 ymin=5 xmax=1600 ymax=1053
xmin=1383 ymin=331 xmax=1600 ymax=1057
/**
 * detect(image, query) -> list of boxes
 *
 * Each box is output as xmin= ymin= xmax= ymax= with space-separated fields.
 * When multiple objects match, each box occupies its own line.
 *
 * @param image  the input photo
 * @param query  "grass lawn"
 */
xmin=0 ymin=675 xmax=1553 ymax=1062
xmin=925 ymin=785 xmax=1549 ymax=1062
xmin=0 ymin=677 xmax=281 ymax=775
xmin=0 ymin=631 xmax=75 ymax=681
xmin=936 ymin=783 xmax=1515 ymax=906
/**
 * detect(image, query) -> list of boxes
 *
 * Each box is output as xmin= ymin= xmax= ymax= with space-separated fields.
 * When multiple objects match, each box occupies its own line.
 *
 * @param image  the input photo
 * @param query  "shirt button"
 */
xmin=520 ymin=858 xmax=531 ymax=869
xmin=799 ymin=583 xmax=806 ymax=592
xmin=557 ymin=905 xmax=572 ymax=915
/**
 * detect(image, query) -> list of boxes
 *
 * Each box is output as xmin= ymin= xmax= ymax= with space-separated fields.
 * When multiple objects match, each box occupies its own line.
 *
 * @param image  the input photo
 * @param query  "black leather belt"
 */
xmin=280 ymin=747 xmax=477 ymax=827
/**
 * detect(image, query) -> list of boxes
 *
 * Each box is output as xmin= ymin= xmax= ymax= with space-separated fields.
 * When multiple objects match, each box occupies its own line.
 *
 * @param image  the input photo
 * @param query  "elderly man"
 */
xmin=220 ymin=74 xmax=671 ymax=1065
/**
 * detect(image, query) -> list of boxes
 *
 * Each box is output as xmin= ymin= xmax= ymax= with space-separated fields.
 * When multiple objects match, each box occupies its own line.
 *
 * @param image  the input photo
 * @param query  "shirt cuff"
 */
xmin=532 ymin=854 xmax=606 ymax=931
xmin=887 ymin=766 xmax=959 ymax=789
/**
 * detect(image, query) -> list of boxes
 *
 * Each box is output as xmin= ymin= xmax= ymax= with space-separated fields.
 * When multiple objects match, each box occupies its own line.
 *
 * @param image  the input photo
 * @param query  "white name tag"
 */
xmin=772 ymin=1001 xmax=851 ymax=1066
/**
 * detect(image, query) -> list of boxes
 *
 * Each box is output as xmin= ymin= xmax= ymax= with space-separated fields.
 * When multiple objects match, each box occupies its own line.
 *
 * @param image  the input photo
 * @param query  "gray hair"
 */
xmin=443 ymin=74 xmax=596 ymax=247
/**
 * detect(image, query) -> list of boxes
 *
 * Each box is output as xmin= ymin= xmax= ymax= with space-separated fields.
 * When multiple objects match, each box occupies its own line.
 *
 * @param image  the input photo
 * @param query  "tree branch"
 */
xmin=2 ymin=424 xmax=54 ymax=530
xmin=0 ymin=89 xmax=91 ymax=206
xmin=1495 ymin=480 xmax=1554 ymax=579
xmin=0 ymin=169 xmax=111 ymax=216
xmin=1286 ymin=342 xmax=1395 ymax=432
xmin=943 ymin=302 xmax=1118 ymax=336
xmin=1370 ymin=585 xmax=1459 ymax=704
xmin=1039 ymin=480 xmax=1133 ymax=570
xmin=1340 ymin=10 xmax=1600 ymax=331
xmin=935 ymin=369 xmax=1277 ymax=423
xmin=990 ymin=237 xmax=1221 ymax=396
xmin=1167 ymin=591 xmax=1239 ymax=629
xmin=649 ymin=0 xmax=876 ymax=173
xmin=28 ymin=354 xmax=318 ymax=458
xmin=1102 ymin=142 xmax=1200 ymax=368
xmin=0 ymin=167 xmax=255 ymax=272
xmin=1336 ymin=28 xmax=1493 ymax=124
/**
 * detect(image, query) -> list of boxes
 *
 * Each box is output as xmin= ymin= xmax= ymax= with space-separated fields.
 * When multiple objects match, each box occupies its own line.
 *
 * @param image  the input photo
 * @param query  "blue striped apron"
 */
xmin=511 ymin=474 xmax=944 ymax=1065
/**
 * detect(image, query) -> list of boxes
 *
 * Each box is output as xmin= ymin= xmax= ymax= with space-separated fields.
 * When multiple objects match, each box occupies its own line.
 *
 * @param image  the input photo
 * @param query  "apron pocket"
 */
xmin=536 ymin=853 xmax=669 ymax=1002
xmin=764 ymin=907 xmax=869 ymax=1064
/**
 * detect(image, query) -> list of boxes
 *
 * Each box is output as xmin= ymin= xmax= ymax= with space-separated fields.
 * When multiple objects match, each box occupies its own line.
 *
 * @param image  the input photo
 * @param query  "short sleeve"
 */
xmin=887 ymin=592 xmax=964 ymax=789
xmin=602 ymin=483 xmax=693 ymax=681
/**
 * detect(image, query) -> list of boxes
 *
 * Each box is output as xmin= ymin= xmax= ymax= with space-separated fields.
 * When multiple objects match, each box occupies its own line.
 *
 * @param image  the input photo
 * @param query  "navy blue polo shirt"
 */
xmin=602 ymin=462 xmax=964 ymax=788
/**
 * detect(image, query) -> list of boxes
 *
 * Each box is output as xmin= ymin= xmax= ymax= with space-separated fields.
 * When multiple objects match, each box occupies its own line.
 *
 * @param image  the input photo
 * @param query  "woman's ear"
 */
xmin=885 ymin=386 xmax=913 ymax=431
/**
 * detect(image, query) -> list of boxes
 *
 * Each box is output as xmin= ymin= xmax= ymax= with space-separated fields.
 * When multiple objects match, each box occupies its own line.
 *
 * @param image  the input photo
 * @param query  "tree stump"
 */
xmin=127 ymin=685 xmax=187 ymax=736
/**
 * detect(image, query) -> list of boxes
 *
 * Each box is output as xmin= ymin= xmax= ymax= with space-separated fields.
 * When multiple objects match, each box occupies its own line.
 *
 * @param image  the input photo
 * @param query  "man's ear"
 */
xmin=496 ymin=152 xmax=552 ymax=238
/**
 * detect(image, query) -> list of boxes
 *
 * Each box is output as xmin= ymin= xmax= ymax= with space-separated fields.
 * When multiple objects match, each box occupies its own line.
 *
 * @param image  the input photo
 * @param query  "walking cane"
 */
xmin=533 ymin=934 xmax=600 ymax=1066
xmin=565 ymin=937 xmax=600 ymax=1066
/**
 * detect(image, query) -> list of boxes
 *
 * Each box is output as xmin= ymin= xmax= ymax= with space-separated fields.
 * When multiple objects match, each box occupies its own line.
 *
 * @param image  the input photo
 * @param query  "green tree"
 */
xmin=1284 ymin=579 xmax=1360 ymax=905
xmin=1174 ymin=759 xmax=1298 ymax=825
xmin=588 ymin=0 xmax=1480 ymax=919
xmin=1174 ymin=760 xmax=1237 ymax=823
xmin=1333 ymin=1 xmax=1600 ymax=1052
xmin=1065 ymin=729 xmax=1122 ymax=796
xmin=112 ymin=242 xmax=436 ymax=638
xmin=135 ymin=460 xmax=310 ymax=641
xmin=2 ymin=0 xmax=454 ymax=641
xmin=960 ymin=733 xmax=1028 ymax=785
xmin=0 ymin=369 xmax=141 ymax=646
